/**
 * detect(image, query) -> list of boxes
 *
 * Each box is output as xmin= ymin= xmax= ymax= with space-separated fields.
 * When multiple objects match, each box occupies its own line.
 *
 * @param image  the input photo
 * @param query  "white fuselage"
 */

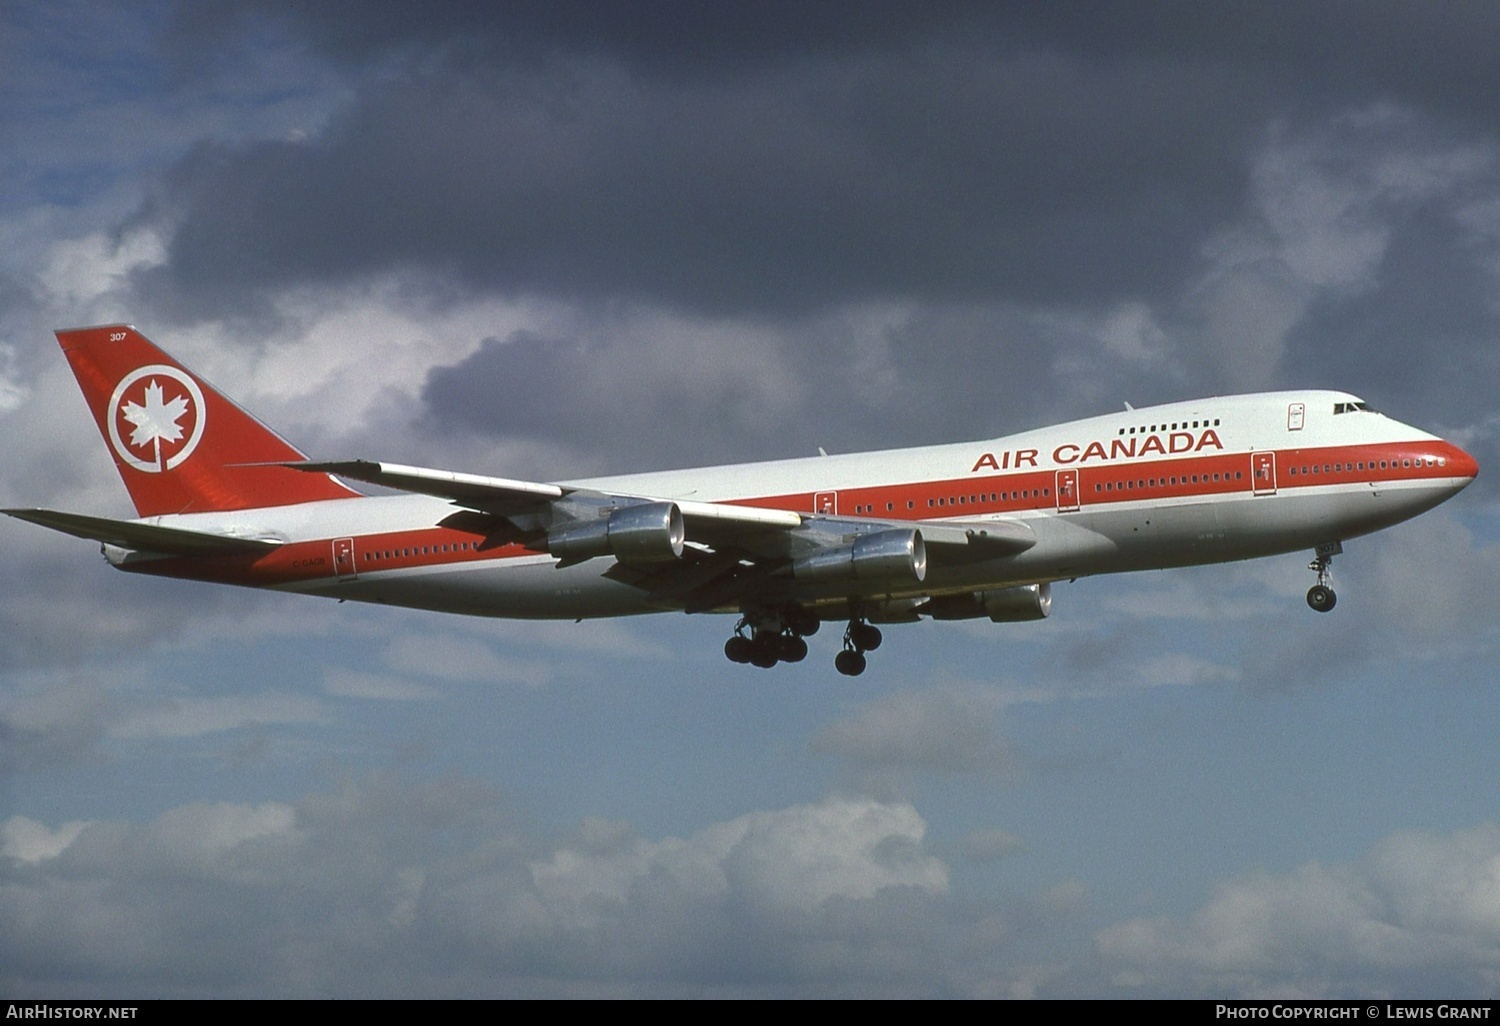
xmin=121 ymin=390 xmax=1476 ymax=620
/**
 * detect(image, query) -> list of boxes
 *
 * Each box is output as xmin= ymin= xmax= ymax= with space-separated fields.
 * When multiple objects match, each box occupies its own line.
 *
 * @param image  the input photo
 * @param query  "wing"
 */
xmin=4 ymin=508 xmax=282 ymax=555
xmin=286 ymin=460 xmax=1035 ymax=611
xmin=291 ymin=459 xmax=806 ymax=538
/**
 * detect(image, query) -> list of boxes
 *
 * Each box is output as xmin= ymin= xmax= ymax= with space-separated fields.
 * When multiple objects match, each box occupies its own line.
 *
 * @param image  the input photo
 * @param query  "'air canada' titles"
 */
xmin=971 ymin=429 xmax=1225 ymax=474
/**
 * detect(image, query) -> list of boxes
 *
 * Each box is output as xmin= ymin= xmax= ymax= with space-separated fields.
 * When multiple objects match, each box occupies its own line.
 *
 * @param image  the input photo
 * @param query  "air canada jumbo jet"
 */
xmin=5 ymin=325 xmax=1480 ymax=676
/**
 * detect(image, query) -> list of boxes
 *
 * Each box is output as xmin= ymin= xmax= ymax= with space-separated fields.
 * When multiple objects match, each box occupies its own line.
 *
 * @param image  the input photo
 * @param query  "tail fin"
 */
xmin=57 ymin=324 xmax=357 ymax=517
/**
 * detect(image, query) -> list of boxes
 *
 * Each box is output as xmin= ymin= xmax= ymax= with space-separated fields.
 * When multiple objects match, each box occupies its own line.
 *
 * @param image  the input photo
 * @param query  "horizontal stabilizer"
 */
xmin=3 ymin=508 xmax=281 ymax=555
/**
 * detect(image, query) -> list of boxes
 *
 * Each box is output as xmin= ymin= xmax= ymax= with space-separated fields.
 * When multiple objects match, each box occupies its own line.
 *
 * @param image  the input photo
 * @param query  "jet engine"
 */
xmin=547 ymin=501 xmax=685 ymax=564
xmin=923 ymin=582 xmax=1052 ymax=622
xmin=793 ymin=529 xmax=927 ymax=585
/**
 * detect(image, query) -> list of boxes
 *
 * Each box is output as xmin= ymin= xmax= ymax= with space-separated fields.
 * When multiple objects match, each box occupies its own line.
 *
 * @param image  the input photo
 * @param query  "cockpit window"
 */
xmin=1333 ymin=401 xmax=1374 ymax=414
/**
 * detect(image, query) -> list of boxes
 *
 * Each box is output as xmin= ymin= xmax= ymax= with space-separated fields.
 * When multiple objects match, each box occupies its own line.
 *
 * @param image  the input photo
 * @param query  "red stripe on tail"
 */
xmin=58 ymin=325 xmax=357 ymax=516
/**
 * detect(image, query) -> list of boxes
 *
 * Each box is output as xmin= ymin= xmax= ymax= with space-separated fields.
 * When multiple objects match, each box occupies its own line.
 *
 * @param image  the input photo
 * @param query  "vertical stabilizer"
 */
xmin=57 ymin=324 xmax=357 ymax=516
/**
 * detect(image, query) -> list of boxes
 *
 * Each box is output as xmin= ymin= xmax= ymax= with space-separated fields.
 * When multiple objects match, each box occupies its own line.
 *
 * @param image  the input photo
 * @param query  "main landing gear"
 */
xmin=724 ymin=608 xmax=820 ymax=669
xmin=834 ymin=619 xmax=882 ymax=677
xmin=1306 ymin=541 xmax=1342 ymax=612
xmin=723 ymin=609 xmax=884 ymax=675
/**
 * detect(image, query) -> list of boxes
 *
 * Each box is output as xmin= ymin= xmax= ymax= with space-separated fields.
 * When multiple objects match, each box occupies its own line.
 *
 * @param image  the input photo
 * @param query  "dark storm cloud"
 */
xmin=1284 ymin=202 xmax=1500 ymax=462
xmin=412 ymin=301 xmax=1169 ymax=473
xmin=172 ymin=1 xmax=1500 ymax=119
xmin=143 ymin=1 xmax=1500 ymax=321
xmin=418 ymin=328 xmax=803 ymax=471
xmin=144 ymin=4 xmax=1270 ymax=317
xmin=169 ymin=0 xmax=974 ymax=75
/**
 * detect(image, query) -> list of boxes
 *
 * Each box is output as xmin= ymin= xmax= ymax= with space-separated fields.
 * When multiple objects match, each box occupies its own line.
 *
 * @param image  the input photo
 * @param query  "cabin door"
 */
xmin=332 ymin=537 xmax=357 ymax=580
xmin=1055 ymin=469 xmax=1080 ymax=512
xmin=1251 ymin=452 xmax=1277 ymax=496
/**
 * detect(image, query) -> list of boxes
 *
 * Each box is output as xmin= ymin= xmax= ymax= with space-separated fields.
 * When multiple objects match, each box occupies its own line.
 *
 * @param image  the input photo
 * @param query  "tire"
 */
xmin=778 ymin=635 xmax=808 ymax=662
xmin=835 ymin=649 xmax=867 ymax=676
xmin=750 ymin=637 xmax=780 ymax=668
xmin=725 ymin=635 xmax=753 ymax=663
xmin=1306 ymin=584 xmax=1337 ymax=612
xmin=850 ymin=623 xmax=882 ymax=651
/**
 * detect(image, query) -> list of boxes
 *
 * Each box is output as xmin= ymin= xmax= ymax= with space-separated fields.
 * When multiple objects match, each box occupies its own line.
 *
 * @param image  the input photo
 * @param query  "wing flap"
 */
xmin=4 ymin=508 xmax=282 ymax=555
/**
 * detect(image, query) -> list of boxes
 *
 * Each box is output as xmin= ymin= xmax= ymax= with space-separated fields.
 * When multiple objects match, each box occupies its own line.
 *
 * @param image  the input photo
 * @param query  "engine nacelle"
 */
xmin=793 ymin=529 xmax=927 ymax=585
xmin=547 ymin=501 xmax=685 ymax=564
xmin=924 ymin=582 xmax=1052 ymax=622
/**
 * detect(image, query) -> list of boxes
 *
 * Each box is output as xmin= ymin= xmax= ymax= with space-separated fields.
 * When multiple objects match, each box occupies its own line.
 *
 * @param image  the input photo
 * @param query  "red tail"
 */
xmin=58 ymin=325 xmax=357 ymax=517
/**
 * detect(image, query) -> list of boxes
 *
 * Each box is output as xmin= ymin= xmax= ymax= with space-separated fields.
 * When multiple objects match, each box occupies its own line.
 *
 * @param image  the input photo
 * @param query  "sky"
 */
xmin=3 ymin=0 xmax=1500 ymax=998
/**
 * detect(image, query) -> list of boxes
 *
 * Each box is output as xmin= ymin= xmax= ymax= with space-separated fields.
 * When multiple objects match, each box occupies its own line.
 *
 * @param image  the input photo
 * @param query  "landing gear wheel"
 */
xmin=836 ymin=617 xmax=880 ymax=674
xmin=1306 ymin=542 xmax=1342 ymax=614
xmin=1307 ymin=584 xmax=1337 ymax=612
xmin=849 ymin=622 xmax=882 ymax=652
xmin=724 ymin=635 xmax=753 ymax=663
xmin=749 ymin=634 xmax=780 ymax=668
xmin=835 ymin=649 xmax=867 ymax=677
xmin=786 ymin=608 xmax=821 ymax=637
xmin=777 ymin=634 xmax=809 ymax=663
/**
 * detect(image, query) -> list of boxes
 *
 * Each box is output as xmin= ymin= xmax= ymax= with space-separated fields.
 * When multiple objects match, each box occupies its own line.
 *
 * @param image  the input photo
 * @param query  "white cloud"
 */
xmin=109 ymin=692 xmax=327 ymax=739
xmin=1096 ymin=302 xmax=1173 ymax=365
xmin=1 ymin=817 xmax=89 ymax=863
xmin=1180 ymin=110 xmax=1496 ymax=391
xmin=0 ymin=343 xmax=29 ymax=412
xmin=0 ymin=783 xmax=956 ymax=997
xmin=380 ymin=633 xmax=554 ymax=687
xmin=34 ymin=229 xmax=167 ymax=311
xmin=530 ymin=797 xmax=948 ymax=917
xmin=1098 ymin=823 xmax=1500 ymax=997
xmin=322 ymin=667 xmax=441 ymax=701
xmin=811 ymin=683 xmax=1014 ymax=775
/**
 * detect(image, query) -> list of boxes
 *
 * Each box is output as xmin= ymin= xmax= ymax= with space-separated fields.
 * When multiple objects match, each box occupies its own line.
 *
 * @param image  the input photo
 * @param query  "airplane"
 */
xmin=4 ymin=325 xmax=1480 ymax=676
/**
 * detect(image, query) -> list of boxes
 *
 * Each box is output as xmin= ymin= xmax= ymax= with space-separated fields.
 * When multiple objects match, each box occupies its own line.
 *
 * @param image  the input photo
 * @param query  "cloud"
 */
xmin=322 ymin=668 xmax=441 ymax=702
xmin=958 ymin=828 xmax=1024 ymax=863
xmin=137 ymin=27 xmax=1250 ymax=317
xmin=109 ymin=691 xmax=327 ymax=740
xmin=811 ymin=683 xmax=1015 ymax=776
xmin=0 ymin=779 xmax=964 ymax=997
xmin=1098 ymin=823 xmax=1500 ymax=997
xmin=531 ymin=797 xmax=947 ymax=916
xmin=1 ymin=817 xmax=89 ymax=863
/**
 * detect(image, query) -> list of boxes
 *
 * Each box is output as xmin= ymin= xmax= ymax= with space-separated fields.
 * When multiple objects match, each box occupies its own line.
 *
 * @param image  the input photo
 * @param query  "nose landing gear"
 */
xmin=1306 ymin=541 xmax=1342 ymax=612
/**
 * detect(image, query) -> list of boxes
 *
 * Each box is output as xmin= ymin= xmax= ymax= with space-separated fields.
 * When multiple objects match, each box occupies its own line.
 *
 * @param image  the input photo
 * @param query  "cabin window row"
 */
xmin=927 ymin=490 xmax=1048 ymax=508
xmin=852 ymin=501 xmax=924 ymax=514
xmin=1288 ymin=456 xmax=1445 ymax=476
xmin=850 ymin=491 xmax=1052 ymax=515
xmin=366 ymin=541 xmax=478 ymax=560
xmin=1093 ymin=471 xmax=1243 ymax=493
xmin=1118 ymin=418 xmax=1221 ymax=436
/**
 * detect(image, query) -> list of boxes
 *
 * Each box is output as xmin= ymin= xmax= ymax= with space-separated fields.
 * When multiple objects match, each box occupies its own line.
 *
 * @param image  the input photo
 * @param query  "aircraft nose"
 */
xmin=1446 ymin=441 xmax=1480 ymax=484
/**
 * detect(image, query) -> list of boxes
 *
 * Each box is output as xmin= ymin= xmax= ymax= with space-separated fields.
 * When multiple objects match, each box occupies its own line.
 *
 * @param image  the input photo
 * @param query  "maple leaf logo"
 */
xmin=107 ymin=367 xmax=206 ymax=473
